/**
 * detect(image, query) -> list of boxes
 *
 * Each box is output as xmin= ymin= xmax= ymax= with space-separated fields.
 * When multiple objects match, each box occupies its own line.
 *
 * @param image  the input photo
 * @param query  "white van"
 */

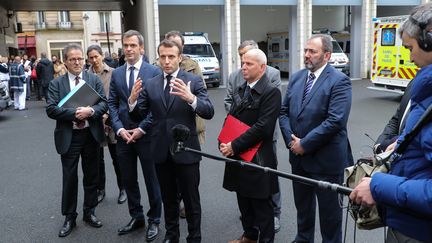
xmin=267 ymin=31 xmax=350 ymax=75
xmin=182 ymin=32 xmax=221 ymax=87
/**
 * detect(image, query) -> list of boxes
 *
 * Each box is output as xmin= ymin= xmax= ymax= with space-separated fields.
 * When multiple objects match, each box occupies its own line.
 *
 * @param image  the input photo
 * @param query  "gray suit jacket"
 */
xmin=46 ymin=71 xmax=108 ymax=155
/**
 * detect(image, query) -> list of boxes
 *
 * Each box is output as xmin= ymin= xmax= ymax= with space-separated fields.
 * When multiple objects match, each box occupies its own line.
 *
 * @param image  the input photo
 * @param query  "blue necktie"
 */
xmin=302 ymin=73 xmax=315 ymax=103
xmin=128 ymin=66 xmax=135 ymax=93
xmin=165 ymin=75 xmax=172 ymax=103
xmin=244 ymin=85 xmax=251 ymax=100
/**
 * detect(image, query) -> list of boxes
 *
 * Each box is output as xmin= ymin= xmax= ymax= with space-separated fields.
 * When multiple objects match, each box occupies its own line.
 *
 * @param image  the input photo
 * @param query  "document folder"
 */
xmin=58 ymin=81 xmax=102 ymax=108
xmin=218 ymin=114 xmax=261 ymax=162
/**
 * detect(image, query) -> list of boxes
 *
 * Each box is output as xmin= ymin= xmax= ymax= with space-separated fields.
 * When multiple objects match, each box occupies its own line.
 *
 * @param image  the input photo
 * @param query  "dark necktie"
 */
xmin=244 ymin=85 xmax=251 ymax=100
xmin=165 ymin=75 xmax=172 ymax=103
xmin=128 ymin=66 xmax=135 ymax=93
xmin=74 ymin=76 xmax=80 ymax=86
xmin=302 ymin=73 xmax=316 ymax=103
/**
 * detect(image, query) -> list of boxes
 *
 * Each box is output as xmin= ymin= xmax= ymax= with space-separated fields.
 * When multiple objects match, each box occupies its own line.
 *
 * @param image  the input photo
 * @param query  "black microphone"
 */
xmin=171 ymin=124 xmax=190 ymax=153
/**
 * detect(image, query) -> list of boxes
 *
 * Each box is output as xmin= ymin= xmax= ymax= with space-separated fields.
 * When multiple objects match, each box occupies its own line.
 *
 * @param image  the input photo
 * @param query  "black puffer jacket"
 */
xmin=36 ymin=58 xmax=55 ymax=87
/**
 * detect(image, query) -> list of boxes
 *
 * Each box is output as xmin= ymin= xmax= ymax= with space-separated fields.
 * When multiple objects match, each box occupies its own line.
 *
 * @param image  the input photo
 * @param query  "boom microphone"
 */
xmin=171 ymin=124 xmax=190 ymax=153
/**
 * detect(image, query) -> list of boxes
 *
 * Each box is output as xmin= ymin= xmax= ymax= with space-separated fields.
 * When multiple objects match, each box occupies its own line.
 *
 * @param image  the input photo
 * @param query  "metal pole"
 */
xmin=181 ymin=146 xmax=353 ymax=196
xmin=106 ymin=22 xmax=111 ymax=56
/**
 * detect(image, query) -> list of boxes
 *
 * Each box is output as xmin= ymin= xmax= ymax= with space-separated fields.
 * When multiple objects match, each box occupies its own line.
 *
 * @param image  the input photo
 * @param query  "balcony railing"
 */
xmin=57 ymin=21 xmax=72 ymax=29
xmin=34 ymin=22 xmax=47 ymax=30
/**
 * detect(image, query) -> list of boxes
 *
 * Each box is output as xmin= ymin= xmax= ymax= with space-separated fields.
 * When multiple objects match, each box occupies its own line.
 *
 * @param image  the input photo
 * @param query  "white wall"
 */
xmin=159 ymin=6 xmax=222 ymax=42
xmin=312 ymin=6 xmax=347 ymax=32
xmin=240 ymin=6 xmax=291 ymax=42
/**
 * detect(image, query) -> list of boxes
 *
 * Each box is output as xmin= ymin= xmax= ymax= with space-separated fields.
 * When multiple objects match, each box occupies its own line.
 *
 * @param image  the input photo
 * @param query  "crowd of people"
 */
xmin=10 ymin=2 xmax=431 ymax=243
xmin=0 ymin=51 xmax=123 ymax=110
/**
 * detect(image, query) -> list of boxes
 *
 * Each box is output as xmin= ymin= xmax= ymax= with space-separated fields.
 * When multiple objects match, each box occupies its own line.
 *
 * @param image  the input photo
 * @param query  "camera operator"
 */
xmin=350 ymin=3 xmax=432 ymax=242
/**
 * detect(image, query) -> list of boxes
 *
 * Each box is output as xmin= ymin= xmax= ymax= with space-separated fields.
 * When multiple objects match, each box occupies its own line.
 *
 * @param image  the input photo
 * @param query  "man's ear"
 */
xmin=178 ymin=54 xmax=183 ymax=63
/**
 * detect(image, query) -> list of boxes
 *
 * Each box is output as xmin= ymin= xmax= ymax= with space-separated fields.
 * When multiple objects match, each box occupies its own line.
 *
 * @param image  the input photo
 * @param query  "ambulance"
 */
xmin=267 ymin=31 xmax=350 ymax=75
xmin=369 ymin=15 xmax=418 ymax=94
xmin=182 ymin=32 xmax=221 ymax=87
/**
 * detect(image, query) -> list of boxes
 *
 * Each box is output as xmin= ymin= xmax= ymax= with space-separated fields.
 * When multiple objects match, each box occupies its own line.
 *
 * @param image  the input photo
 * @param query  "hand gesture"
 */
xmin=170 ymin=78 xmax=195 ymax=104
xmin=129 ymin=77 xmax=143 ymax=104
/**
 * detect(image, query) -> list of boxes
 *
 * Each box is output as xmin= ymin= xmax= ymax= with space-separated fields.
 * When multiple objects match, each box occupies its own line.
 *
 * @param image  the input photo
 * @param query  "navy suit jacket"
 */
xmin=46 ymin=71 xmax=108 ymax=155
xmin=108 ymin=61 xmax=161 ymax=141
xmin=131 ymin=69 xmax=214 ymax=164
xmin=279 ymin=64 xmax=352 ymax=175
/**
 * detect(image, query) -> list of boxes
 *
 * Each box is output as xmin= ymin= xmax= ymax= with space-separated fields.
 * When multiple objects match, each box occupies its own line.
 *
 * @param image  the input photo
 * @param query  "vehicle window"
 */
xmin=284 ymin=39 xmax=289 ymax=50
xmin=332 ymin=41 xmax=344 ymax=53
xmin=183 ymin=44 xmax=214 ymax=57
xmin=272 ymin=43 xmax=280 ymax=52
xmin=381 ymin=28 xmax=396 ymax=46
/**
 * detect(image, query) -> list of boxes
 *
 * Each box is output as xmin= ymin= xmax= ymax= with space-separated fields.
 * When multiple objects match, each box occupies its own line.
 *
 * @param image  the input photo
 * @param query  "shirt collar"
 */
xmin=127 ymin=56 xmax=143 ymax=71
xmin=308 ymin=63 xmax=327 ymax=80
xmin=164 ymin=68 xmax=180 ymax=79
xmin=68 ymin=72 xmax=82 ymax=81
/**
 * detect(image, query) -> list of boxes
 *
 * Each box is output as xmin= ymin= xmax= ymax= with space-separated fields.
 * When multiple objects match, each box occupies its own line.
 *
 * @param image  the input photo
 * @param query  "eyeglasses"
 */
xmin=68 ymin=57 xmax=85 ymax=63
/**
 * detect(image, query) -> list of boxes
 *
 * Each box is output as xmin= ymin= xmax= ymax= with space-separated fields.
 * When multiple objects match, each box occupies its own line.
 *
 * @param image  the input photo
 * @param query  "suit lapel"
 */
xmin=299 ymin=65 xmax=330 ymax=115
xmin=118 ymin=64 xmax=129 ymax=97
xmin=158 ymin=74 xmax=168 ymax=109
xmin=61 ymin=74 xmax=71 ymax=94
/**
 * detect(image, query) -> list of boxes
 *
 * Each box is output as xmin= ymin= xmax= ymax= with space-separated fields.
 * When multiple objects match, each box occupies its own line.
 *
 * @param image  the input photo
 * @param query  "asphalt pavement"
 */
xmin=0 ymin=79 xmax=401 ymax=243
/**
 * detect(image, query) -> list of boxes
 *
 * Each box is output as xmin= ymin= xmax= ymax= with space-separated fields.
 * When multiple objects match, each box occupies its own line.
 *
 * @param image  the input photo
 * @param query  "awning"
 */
xmin=17 ymin=36 xmax=36 ymax=48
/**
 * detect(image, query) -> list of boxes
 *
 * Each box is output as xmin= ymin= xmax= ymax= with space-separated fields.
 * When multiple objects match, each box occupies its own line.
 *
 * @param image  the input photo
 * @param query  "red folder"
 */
xmin=218 ymin=115 xmax=262 ymax=162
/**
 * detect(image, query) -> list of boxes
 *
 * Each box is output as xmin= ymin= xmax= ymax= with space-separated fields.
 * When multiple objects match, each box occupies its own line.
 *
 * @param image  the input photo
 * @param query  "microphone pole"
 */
xmin=179 ymin=145 xmax=353 ymax=196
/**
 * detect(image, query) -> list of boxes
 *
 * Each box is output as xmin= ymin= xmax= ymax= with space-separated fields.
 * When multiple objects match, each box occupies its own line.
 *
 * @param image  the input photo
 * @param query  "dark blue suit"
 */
xmin=131 ymin=69 xmax=214 ymax=243
xmin=279 ymin=64 xmax=352 ymax=243
xmin=108 ymin=61 xmax=162 ymax=223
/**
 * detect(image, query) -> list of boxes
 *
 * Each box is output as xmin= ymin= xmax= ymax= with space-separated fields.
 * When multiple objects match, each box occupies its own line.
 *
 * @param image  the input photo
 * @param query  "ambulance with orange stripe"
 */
xmin=369 ymin=15 xmax=419 ymax=94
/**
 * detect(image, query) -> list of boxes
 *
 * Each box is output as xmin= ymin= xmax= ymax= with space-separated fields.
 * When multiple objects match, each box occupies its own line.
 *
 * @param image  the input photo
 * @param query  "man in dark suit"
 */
xmin=129 ymin=39 xmax=214 ymax=243
xmin=224 ymin=40 xmax=283 ymax=233
xmin=375 ymin=81 xmax=413 ymax=153
xmin=46 ymin=43 xmax=107 ymax=237
xmin=221 ymin=48 xmax=281 ymax=243
xmin=279 ymin=34 xmax=352 ymax=243
xmin=108 ymin=30 xmax=162 ymax=242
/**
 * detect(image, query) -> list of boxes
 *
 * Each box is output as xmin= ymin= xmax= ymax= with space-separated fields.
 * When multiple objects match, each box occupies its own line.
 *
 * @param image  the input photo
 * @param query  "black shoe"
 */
xmin=97 ymin=189 xmax=105 ymax=203
xmin=146 ymin=223 xmax=159 ymax=242
xmin=118 ymin=218 xmax=145 ymax=235
xmin=274 ymin=217 xmax=281 ymax=233
xmin=58 ymin=219 xmax=76 ymax=237
xmin=83 ymin=214 xmax=103 ymax=228
xmin=117 ymin=189 xmax=127 ymax=204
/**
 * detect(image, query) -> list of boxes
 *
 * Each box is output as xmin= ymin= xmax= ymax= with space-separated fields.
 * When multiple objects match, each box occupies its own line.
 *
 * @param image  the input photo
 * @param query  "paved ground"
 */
xmin=0 ymin=79 xmax=400 ymax=243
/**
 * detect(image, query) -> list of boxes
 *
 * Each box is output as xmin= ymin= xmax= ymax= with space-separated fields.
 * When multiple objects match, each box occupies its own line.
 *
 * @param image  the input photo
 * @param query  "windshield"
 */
xmin=183 ymin=44 xmax=215 ymax=57
xmin=332 ymin=41 xmax=344 ymax=53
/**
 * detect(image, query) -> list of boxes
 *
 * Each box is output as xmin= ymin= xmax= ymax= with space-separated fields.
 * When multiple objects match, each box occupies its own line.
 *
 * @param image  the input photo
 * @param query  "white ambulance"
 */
xmin=182 ymin=32 xmax=221 ymax=87
xmin=267 ymin=31 xmax=350 ymax=75
xmin=369 ymin=15 xmax=418 ymax=94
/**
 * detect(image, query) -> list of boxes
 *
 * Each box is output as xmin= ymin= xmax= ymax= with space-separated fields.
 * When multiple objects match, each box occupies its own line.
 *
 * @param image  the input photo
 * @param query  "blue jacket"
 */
xmin=371 ymin=64 xmax=432 ymax=242
xmin=9 ymin=63 xmax=25 ymax=92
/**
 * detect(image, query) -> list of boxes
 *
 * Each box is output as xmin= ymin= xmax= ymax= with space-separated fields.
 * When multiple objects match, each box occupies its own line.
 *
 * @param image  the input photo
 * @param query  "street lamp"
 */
xmin=82 ymin=13 xmax=89 ymax=51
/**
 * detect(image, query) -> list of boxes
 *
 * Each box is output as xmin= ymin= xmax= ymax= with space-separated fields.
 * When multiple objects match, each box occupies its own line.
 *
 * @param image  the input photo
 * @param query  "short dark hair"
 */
xmin=309 ymin=34 xmax=333 ymax=54
xmin=63 ymin=43 xmax=83 ymax=61
xmin=165 ymin=30 xmax=184 ymax=46
xmin=123 ymin=29 xmax=144 ymax=46
xmin=87 ymin=44 xmax=103 ymax=56
xmin=158 ymin=39 xmax=183 ymax=55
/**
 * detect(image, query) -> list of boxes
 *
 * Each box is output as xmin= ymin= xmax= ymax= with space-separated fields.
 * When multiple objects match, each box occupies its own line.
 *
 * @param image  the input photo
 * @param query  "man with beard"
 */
xmin=279 ymin=34 xmax=352 ymax=243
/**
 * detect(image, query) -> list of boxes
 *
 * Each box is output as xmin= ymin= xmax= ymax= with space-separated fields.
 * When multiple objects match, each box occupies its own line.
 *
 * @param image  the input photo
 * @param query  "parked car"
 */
xmin=0 ymin=82 xmax=10 ymax=111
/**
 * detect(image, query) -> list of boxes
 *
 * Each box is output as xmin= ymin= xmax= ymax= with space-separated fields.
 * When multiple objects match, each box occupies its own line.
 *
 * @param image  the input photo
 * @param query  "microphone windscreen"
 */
xmin=172 ymin=124 xmax=190 ymax=142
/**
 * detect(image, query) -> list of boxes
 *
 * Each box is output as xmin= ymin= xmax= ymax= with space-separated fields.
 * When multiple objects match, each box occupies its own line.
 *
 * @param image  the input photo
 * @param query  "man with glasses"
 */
xmin=46 ymin=43 xmax=108 ymax=238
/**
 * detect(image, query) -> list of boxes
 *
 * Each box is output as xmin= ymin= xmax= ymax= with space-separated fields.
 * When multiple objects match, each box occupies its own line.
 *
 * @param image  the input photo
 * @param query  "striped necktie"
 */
xmin=302 ymin=73 xmax=315 ymax=103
